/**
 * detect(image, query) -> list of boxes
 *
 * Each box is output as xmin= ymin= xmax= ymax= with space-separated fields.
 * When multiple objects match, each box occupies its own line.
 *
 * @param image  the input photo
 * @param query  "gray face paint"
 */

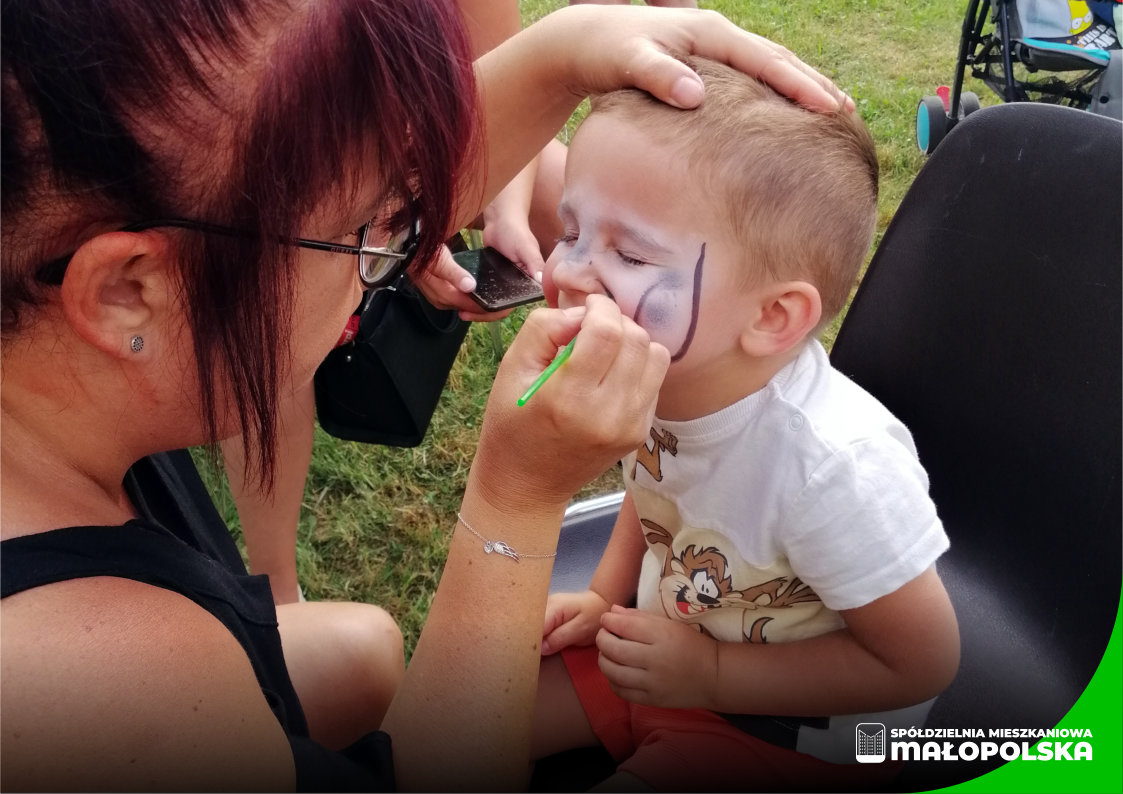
xmin=633 ymin=243 xmax=706 ymax=362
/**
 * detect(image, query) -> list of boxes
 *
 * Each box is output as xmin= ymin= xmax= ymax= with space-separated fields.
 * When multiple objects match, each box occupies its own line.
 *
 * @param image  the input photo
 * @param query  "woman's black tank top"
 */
xmin=1 ymin=450 xmax=392 ymax=791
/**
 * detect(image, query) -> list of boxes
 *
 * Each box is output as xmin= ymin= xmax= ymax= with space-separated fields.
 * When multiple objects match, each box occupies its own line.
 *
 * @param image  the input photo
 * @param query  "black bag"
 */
xmin=313 ymin=275 xmax=469 ymax=447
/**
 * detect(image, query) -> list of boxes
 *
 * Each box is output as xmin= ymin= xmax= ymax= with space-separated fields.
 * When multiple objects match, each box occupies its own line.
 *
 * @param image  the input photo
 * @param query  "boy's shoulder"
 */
xmin=773 ymin=341 xmax=917 ymax=456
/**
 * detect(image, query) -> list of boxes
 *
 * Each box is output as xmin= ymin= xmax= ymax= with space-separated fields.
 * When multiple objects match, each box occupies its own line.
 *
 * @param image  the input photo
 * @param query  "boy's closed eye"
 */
xmin=616 ymin=250 xmax=651 ymax=267
xmin=556 ymin=238 xmax=651 ymax=270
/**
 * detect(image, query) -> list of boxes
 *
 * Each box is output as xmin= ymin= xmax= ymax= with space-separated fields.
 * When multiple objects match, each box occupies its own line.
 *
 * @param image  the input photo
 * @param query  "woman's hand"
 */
xmin=468 ymin=5 xmax=849 ymax=231
xmin=410 ymin=244 xmax=514 ymax=322
xmin=571 ymin=0 xmax=699 ymax=6
xmin=533 ymin=4 xmax=848 ymax=113
xmin=471 ymin=294 xmax=669 ymax=514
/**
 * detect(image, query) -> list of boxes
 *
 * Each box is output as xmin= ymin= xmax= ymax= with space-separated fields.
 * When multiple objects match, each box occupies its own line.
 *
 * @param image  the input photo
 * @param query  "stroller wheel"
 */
xmin=959 ymin=91 xmax=982 ymax=118
xmin=916 ymin=96 xmax=950 ymax=154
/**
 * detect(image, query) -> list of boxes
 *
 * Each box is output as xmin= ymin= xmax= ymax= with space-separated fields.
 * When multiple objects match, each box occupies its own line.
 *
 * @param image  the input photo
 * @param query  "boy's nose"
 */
xmin=550 ymin=254 xmax=607 ymax=302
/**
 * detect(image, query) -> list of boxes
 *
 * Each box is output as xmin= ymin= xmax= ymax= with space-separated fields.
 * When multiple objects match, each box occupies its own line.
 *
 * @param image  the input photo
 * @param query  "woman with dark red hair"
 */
xmin=0 ymin=0 xmax=844 ymax=789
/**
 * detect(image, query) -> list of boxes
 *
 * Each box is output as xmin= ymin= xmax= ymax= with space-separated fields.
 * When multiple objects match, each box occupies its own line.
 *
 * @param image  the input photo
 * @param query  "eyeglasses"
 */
xmin=34 ymin=215 xmax=421 ymax=290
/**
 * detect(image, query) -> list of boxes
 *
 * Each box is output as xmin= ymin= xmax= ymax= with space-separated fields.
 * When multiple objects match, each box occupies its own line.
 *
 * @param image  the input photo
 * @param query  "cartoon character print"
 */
xmin=632 ymin=427 xmax=679 ymax=483
xmin=642 ymin=519 xmax=821 ymax=644
xmin=1068 ymin=1 xmax=1093 ymax=35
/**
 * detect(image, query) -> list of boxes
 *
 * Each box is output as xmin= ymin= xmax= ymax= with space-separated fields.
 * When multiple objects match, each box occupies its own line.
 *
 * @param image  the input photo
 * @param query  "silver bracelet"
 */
xmin=456 ymin=512 xmax=557 ymax=563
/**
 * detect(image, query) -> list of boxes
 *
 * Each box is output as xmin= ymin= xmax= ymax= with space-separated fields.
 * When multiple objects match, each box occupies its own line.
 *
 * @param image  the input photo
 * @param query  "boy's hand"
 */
xmin=541 ymin=590 xmax=611 ymax=655
xmin=596 ymin=605 xmax=718 ymax=709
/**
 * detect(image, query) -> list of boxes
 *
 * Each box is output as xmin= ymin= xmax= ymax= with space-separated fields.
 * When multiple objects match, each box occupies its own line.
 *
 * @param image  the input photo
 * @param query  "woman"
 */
xmin=0 ymin=0 xmax=844 ymax=789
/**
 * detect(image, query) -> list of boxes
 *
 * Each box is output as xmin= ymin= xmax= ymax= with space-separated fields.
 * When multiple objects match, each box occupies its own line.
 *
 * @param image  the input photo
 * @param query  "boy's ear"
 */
xmin=739 ymin=281 xmax=822 ymax=357
xmin=59 ymin=231 xmax=173 ymax=359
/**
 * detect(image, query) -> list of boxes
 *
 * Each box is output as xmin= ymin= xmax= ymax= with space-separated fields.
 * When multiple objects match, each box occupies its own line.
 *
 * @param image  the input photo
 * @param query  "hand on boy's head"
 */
xmin=570 ymin=0 xmax=699 ymax=7
xmin=552 ymin=4 xmax=846 ymax=113
xmin=596 ymin=606 xmax=718 ymax=709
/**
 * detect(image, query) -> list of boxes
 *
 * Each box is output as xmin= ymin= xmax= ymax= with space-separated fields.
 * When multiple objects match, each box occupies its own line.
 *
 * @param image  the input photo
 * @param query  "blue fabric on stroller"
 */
xmin=1012 ymin=0 xmax=1122 ymax=117
xmin=979 ymin=0 xmax=1118 ymax=106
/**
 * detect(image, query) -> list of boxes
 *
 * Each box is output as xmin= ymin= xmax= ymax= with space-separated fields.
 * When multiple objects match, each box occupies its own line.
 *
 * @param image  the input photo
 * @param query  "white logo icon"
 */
xmin=855 ymin=722 xmax=887 ymax=763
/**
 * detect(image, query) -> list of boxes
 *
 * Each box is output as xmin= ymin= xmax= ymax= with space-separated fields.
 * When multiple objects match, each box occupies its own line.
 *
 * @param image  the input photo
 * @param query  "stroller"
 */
xmin=917 ymin=0 xmax=1121 ymax=152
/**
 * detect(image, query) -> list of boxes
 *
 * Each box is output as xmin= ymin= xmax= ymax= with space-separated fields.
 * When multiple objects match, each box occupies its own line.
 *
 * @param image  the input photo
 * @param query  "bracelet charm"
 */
xmin=457 ymin=512 xmax=557 ymax=563
xmin=483 ymin=540 xmax=520 ymax=561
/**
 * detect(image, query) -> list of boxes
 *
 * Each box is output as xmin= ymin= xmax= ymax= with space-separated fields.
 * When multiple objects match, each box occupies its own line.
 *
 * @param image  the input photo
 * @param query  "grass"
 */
xmin=196 ymin=0 xmax=967 ymax=657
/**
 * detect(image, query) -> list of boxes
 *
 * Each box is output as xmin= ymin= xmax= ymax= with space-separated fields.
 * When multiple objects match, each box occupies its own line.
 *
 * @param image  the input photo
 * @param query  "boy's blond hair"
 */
xmin=590 ymin=56 xmax=878 ymax=329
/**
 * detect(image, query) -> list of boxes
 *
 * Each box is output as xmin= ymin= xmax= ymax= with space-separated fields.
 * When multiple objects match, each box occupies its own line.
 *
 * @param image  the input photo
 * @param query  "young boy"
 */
xmin=532 ymin=57 xmax=960 ymax=792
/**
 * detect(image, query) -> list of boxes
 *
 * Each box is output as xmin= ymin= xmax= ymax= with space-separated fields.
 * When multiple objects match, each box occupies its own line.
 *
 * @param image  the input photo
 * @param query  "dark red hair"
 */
xmin=2 ymin=0 xmax=479 ymax=483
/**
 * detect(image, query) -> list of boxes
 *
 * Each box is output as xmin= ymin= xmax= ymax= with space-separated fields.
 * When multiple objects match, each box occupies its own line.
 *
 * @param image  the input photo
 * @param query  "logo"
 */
xmin=856 ymin=722 xmax=887 ymax=763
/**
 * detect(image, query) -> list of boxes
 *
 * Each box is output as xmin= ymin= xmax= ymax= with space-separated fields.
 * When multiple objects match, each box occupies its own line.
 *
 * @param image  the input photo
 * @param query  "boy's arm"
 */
xmin=542 ymin=491 xmax=647 ymax=654
xmin=596 ymin=565 xmax=960 ymax=715
xmin=588 ymin=490 xmax=647 ymax=607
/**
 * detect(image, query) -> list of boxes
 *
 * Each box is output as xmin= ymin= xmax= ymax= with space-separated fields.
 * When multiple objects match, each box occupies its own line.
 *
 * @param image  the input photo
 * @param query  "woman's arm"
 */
xmin=460 ymin=0 xmax=552 ymax=276
xmin=0 ymin=577 xmax=296 ymax=791
xmin=458 ymin=0 xmax=523 ymax=55
xmin=382 ymin=296 xmax=669 ymax=791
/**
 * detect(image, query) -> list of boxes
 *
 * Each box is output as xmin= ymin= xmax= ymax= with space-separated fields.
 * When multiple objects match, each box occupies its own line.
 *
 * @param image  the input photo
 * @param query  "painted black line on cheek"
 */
xmin=632 ymin=280 xmax=661 ymax=326
xmin=669 ymin=243 xmax=706 ymax=363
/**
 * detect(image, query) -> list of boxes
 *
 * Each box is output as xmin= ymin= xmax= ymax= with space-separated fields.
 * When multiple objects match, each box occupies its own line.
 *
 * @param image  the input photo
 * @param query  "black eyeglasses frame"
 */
xmin=33 ymin=215 xmax=421 ymax=290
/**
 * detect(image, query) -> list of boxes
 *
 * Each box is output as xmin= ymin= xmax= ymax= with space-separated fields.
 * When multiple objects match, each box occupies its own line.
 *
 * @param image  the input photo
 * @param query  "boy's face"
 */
xmin=543 ymin=113 xmax=750 ymax=372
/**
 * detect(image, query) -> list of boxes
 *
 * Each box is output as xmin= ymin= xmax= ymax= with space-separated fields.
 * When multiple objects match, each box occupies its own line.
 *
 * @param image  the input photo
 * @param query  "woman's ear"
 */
xmin=739 ymin=280 xmax=822 ymax=358
xmin=59 ymin=231 xmax=173 ymax=358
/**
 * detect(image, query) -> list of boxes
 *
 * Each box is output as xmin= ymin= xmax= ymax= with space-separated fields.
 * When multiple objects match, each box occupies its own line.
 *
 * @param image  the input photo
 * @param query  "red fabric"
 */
xmin=561 ymin=645 xmax=902 ymax=791
xmin=334 ymin=314 xmax=361 ymax=347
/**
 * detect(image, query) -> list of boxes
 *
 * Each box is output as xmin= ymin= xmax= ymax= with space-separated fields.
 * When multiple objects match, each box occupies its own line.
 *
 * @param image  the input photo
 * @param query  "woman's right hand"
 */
xmin=470 ymin=294 xmax=669 ymax=515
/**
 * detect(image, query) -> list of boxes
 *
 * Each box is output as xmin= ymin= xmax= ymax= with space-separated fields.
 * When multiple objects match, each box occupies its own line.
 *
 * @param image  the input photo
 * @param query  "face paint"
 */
xmin=633 ymin=243 xmax=705 ymax=362
xmin=544 ymin=114 xmax=733 ymax=369
xmin=548 ymin=229 xmax=709 ymax=359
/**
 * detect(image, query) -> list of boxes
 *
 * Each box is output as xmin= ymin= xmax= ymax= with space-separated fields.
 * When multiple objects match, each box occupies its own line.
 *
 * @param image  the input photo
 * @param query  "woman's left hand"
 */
xmin=409 ymin=244 xmax=514 ymax=322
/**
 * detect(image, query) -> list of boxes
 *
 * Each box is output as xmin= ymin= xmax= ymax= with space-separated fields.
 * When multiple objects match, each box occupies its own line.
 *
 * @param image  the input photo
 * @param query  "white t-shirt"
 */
xmin=621 ymin=340 xmax=949 ymax=762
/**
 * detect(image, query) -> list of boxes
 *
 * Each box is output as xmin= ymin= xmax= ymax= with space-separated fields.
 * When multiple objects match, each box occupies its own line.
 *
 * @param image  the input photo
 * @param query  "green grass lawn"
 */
xmin=197 ymin=0 xmax=966 ymax=657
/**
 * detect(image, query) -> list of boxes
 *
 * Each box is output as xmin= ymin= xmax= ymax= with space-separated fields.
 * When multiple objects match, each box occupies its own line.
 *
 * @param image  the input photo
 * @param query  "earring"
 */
xmin=130 ymin=335 xmax=144 ymax=353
